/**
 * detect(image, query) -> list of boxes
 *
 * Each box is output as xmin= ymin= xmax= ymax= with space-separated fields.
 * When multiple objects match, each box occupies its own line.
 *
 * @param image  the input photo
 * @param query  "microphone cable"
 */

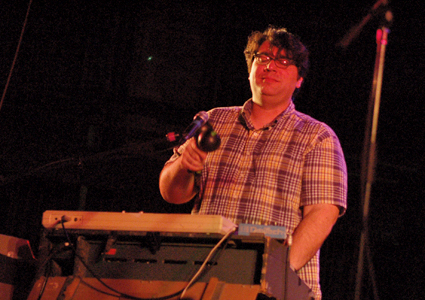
xmin=179 ymin=226 xmax=237 ymax=299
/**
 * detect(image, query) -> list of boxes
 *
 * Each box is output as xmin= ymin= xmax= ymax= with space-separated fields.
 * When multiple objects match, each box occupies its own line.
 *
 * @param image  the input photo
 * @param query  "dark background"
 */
xmin=1 ymin=1 xmax=424 ymax=299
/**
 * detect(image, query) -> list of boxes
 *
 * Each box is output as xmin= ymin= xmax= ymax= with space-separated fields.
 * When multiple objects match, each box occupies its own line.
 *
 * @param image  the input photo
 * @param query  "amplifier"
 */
xmin=0 ymin=234 xmax=35 ymax=300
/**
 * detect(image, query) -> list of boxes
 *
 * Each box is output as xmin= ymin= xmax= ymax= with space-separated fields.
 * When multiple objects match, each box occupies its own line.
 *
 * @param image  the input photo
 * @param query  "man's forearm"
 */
xmin=289 ymin=204 xmax=340 ymax=271
xmin=159 ymin=157 xmax=197 ymax=204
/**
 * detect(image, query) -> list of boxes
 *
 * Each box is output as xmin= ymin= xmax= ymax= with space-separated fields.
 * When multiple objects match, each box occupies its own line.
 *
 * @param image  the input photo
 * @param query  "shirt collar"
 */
xmin=240 ymin=99 xmax=295 ymax=130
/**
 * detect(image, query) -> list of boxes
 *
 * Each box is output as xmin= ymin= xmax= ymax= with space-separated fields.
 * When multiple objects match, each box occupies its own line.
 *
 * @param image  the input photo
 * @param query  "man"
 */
xmin=159 ymin=26 xmax=347 ymax=299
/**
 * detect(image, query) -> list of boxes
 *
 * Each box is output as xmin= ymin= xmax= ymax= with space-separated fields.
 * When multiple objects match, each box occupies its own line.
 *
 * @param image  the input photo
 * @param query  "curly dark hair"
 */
xmin=244 ymin=26 xmax=309 ymax=78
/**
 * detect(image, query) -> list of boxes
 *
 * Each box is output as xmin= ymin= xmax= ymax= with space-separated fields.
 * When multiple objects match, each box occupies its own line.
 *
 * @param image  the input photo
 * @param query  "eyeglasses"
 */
xmin=253 ymin=53 xmax=295 ymax=69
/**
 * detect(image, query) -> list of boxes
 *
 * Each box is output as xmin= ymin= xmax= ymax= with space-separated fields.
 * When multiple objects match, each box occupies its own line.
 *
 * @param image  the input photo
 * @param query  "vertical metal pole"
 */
xmin=355 ymin=26 xmax=390 ymax=300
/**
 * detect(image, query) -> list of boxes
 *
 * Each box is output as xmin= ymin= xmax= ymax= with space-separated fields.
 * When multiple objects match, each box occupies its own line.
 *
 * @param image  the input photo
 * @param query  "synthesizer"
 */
xmin=42 ymin=210 xmax=237 ymax=235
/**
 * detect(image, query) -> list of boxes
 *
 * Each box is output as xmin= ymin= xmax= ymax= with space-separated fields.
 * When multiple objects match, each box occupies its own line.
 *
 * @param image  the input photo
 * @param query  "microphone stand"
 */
xmin=356 ymin=25 xmax=391 ymax=300
xmin=337 ymin=2 xmax=393 ymax=300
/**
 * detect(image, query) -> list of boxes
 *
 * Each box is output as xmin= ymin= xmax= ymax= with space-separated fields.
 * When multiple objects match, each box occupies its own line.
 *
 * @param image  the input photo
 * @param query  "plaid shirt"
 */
xmin=169 ymin=99 xmax=347 ymax=299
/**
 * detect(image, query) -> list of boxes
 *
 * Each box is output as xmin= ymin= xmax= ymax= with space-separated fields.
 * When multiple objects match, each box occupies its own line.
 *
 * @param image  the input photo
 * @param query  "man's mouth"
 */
xmin=262 ymin=77 xmax=278 ymax=82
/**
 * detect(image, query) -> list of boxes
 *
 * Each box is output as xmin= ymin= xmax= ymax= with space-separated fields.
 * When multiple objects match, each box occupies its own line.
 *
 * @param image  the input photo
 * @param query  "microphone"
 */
xmin=179 ymin=111 xmax=209 ymax=144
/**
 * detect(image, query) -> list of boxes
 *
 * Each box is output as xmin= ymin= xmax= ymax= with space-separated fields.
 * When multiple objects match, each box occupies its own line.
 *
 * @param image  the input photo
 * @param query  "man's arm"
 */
xmin=159 ymin=139 xmax=207 ymax=204
xmin=289 ymin=203 xmax=340 ymax=271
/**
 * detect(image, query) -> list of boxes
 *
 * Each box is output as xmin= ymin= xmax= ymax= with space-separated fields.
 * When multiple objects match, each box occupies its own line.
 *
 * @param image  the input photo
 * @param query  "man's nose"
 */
xmin=265 ymin=59 xmax=277 ymax=71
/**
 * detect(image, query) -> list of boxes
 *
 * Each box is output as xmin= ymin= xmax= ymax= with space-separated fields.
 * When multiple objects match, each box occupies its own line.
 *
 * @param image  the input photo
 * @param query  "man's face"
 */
xmin=249 ymin=41 xmax=303 ymax=108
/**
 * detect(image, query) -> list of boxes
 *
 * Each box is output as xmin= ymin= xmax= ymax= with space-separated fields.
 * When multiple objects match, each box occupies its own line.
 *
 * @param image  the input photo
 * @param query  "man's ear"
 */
xmin=296 ymin=77 xmax=304 ymax=89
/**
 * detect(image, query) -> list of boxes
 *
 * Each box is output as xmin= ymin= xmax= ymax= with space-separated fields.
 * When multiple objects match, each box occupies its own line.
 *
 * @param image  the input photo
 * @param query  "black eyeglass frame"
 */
xmin=253 ymin=53 xmax=296 ymax=69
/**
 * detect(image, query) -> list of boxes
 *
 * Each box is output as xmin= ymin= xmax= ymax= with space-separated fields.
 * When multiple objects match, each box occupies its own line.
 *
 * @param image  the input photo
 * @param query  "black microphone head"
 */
xmin=196 ymin=122 xmax=221 ymax=152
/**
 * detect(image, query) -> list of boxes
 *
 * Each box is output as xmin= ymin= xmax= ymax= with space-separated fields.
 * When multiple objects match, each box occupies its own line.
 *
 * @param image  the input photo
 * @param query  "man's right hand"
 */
xmin=180 ymin=138 xmax=208 ymax=173
xmin=159 ymin=138 xmax=208 ymax=204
